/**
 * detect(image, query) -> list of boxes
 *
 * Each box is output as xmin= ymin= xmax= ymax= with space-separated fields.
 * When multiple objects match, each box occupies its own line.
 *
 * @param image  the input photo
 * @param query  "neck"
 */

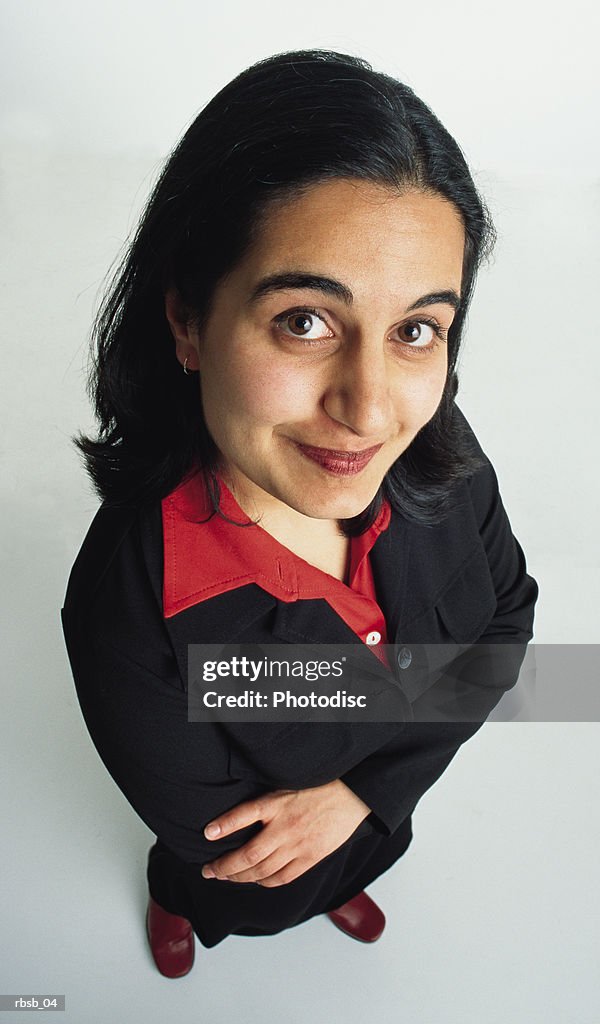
xmin=219 ymin=471 xmax=350 ymax=581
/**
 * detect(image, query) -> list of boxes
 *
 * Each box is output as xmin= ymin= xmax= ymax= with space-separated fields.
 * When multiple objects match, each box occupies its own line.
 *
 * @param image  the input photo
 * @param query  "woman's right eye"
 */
xmin=273 ymin=308 xmax=334 ymax=343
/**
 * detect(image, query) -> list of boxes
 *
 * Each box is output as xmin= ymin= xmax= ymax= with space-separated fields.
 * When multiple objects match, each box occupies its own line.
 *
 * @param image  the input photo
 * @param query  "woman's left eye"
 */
xmin=274 ymin=309 xmax=334 ymax=342
xmin=395 ymin=320 xmax=443 ymax=348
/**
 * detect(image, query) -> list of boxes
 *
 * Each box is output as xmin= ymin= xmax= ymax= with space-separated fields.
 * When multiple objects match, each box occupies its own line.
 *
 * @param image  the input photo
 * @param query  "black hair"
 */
xmin=74 ymin=48 xmax=494 ymax=533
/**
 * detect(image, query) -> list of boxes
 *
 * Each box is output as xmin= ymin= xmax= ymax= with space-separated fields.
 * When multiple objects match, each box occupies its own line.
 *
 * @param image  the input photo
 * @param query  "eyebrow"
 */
xmin=247 ymin=271 xmax=461 ymax=313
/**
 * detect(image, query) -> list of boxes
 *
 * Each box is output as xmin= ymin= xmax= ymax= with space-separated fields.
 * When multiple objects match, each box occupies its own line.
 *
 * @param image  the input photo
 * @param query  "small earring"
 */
xmin=183 ymin=357 xmax=190 ymax=375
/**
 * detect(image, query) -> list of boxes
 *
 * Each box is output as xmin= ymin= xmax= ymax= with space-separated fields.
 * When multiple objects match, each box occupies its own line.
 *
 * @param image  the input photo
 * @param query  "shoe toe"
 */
xmin=327 ymin=891 xmax=386 ymax=943
xmin=146 ymin=899 xmax=195 ymax=978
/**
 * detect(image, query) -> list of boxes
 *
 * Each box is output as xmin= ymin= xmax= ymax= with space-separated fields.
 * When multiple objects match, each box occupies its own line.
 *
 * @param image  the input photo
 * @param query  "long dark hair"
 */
xmin=74 ymin=48 xmax=494 ymax=533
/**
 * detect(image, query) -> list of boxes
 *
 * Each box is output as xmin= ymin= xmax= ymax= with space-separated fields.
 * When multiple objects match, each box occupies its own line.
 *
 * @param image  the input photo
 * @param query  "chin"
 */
xmin=282 ymin=485 xmax=379 ymax=522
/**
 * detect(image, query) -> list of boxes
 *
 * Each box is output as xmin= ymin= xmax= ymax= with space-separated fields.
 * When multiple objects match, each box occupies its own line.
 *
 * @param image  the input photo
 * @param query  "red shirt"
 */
xmin=162 ymin=468 xmax=391 ymax=663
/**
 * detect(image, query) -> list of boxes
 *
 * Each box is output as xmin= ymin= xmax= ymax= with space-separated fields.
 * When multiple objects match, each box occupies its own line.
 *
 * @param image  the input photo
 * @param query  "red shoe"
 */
xmin=327 ymin=891 xmax=386 ymax=942
xmin=146 ymin=896 xmax=195 ymax=978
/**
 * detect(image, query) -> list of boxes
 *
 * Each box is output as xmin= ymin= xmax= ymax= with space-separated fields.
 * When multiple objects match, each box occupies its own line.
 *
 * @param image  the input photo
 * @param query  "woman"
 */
xmin=61 ymin=49 xmax=538 ymax=977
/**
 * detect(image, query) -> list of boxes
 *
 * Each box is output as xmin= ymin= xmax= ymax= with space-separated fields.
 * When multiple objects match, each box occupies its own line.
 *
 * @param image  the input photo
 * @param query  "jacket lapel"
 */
xmin=269 ymin=596 xmax=402 ymax=693
xmin=369 ymin=506 xmax=411 ymax=639
xmin=270 ymin=596 xmax=362 ymax=645
xmin=163 ymin=584 xmax=277 ymax=687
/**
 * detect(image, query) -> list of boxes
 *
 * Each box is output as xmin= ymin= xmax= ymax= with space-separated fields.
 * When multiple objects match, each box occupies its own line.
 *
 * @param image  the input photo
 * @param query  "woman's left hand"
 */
xmin=201 ymin=779 xmax=372 ymax=887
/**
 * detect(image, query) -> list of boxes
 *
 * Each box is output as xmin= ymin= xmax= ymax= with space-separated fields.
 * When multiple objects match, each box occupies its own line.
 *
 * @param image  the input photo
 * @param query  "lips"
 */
xmin=293 ymin=442 xmax=383 ymax=476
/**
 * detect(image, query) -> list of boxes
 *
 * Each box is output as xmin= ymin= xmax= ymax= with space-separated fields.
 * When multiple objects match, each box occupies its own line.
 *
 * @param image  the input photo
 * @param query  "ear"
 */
xmin=164 ymin=287 xmax=200 ymax=372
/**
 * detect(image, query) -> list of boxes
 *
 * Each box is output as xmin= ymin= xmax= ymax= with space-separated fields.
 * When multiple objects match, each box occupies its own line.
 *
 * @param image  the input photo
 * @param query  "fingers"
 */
xmin=217 ymin=847 xmax=291 ymax=884
xmin=202 ymin=834 xmax=275 ymax=879
xmin=203 ymin=797 xmax=266 ymax=840
xmin=255 ymin=859 xmax=306 ymax=887
xmin=203 ymin=790 xmax=296 ymax=839
xmin=205 ymin=852 xmax=307 ymax=888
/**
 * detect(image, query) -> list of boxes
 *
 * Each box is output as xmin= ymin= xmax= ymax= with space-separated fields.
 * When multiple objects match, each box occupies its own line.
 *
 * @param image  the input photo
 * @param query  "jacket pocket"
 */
xmin=226 ymin=723 xmax=312 ymax=786
xmin=435 ymin=547 xmax=497 ymax=643
xmin=394 ymin=547 xmax=498 ymax=705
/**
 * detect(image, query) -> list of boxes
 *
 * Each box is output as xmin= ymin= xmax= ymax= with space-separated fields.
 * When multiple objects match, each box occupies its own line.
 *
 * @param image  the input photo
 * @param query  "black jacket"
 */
xmin=61 ymin=407 xmax=538 ymax=947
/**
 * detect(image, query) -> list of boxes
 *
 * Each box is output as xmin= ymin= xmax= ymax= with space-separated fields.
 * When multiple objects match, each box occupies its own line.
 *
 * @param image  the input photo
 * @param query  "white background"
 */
xmin=1 ymin=1 xmax=599 ymax=1021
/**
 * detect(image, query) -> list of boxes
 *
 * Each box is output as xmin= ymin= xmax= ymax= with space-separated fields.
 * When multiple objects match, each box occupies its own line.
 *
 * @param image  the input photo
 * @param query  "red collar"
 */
xmin=162 ymin=469 xmax=391 ymax=619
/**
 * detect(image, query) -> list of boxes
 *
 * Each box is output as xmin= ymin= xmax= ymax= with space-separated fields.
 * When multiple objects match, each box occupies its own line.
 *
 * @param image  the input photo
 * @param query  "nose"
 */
xmin=322 ymin=339 xmax=395 ymax=439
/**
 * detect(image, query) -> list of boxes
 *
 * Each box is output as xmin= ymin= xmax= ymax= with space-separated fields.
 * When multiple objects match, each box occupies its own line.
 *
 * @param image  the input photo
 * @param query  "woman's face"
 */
xmin=169 ymin=179 xmax=465 ymax=522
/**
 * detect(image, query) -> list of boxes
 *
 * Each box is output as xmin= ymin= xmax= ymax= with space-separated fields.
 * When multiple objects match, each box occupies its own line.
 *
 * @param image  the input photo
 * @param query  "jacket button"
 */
xmin=397 ymin=646 xmax=412 ymax=670
xmin=366 ymin=630 xmax=381 ymax=646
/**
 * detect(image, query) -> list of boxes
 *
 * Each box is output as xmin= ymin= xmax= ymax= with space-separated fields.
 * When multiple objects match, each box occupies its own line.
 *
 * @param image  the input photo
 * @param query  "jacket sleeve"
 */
xmin=60 ymin=507 xmax=272 ymax=867
xmin=339 ymin=455 xmax=539 ymax=836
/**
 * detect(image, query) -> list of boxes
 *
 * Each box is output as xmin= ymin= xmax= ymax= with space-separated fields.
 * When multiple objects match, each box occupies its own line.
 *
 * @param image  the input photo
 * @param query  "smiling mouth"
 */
xmin=292 ymin=441 xmax=383 ymax=475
